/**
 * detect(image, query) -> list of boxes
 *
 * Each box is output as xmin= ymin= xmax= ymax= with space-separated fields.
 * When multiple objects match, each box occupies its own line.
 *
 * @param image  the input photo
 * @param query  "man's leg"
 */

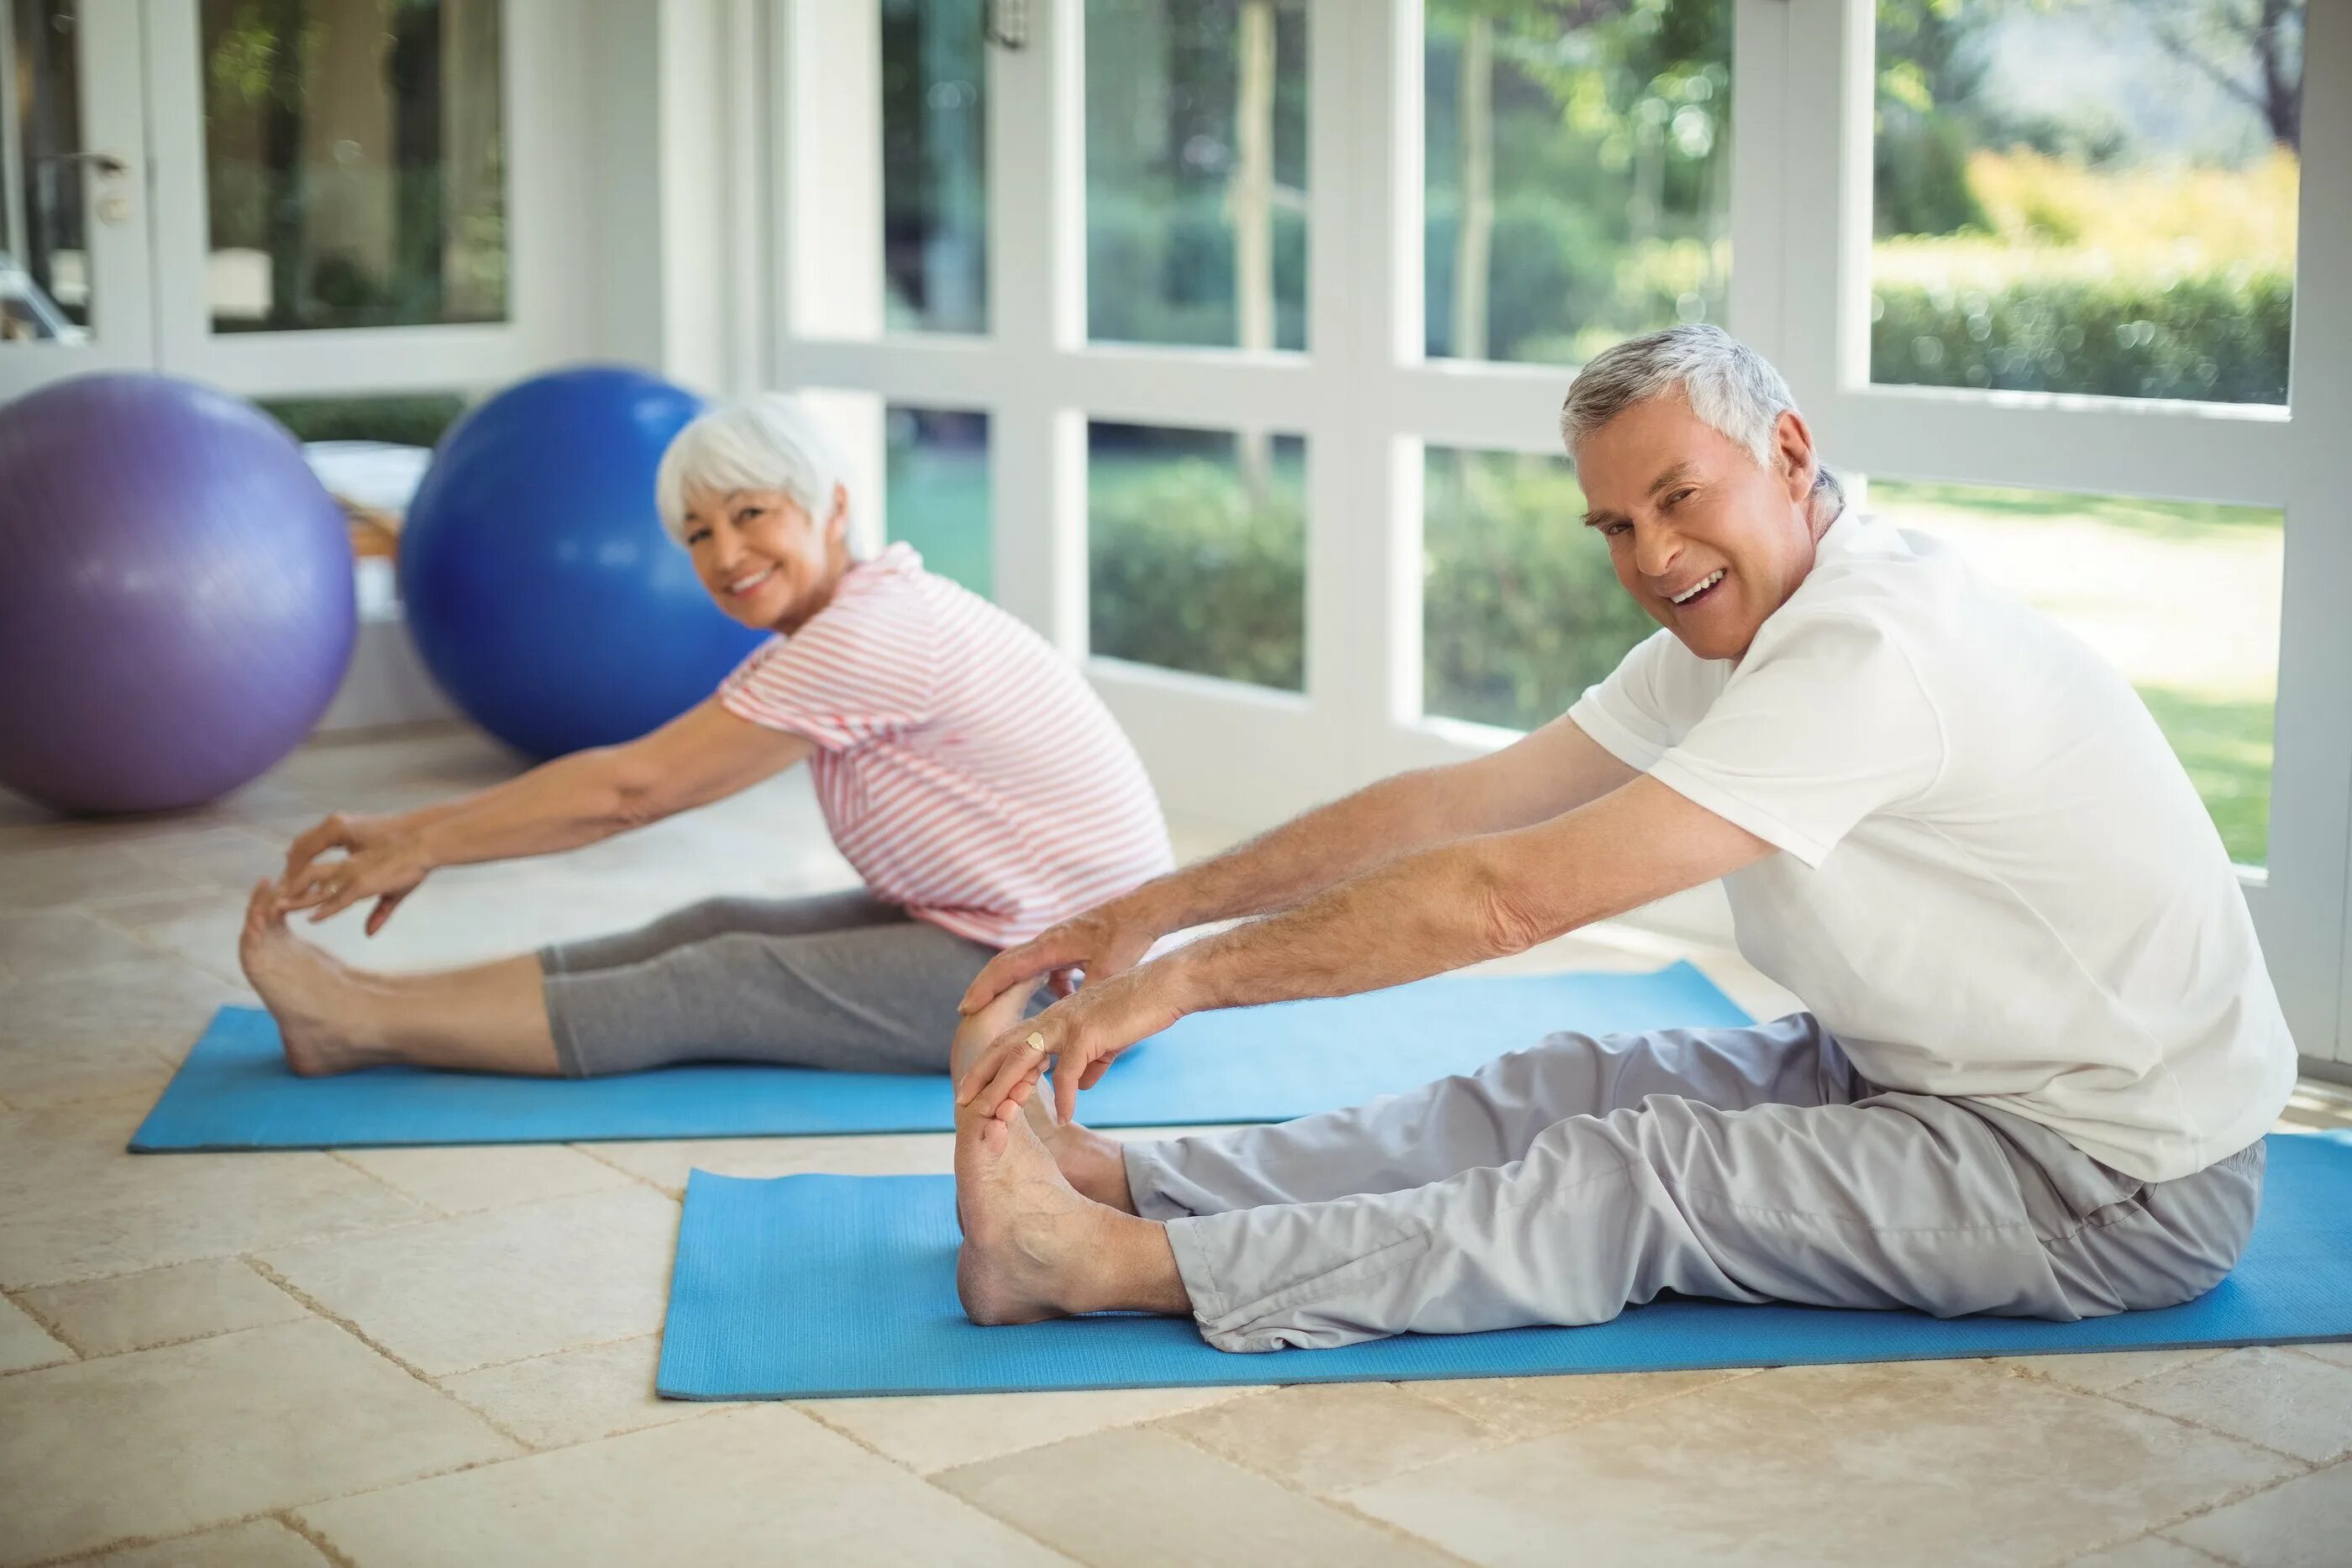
xmin=956 ymin=1105 xmax=1190 ymax=1326
xmin=1158 ymin=1088 xmax=2202 ymax=1351
xmin=958 ymin=1080 xmax=2191 ymax=1349
xmin=1123 ymin=1014 xmax=1855 ymax=1219
xmin=956 ymin=1013 xmax=1864 ymax=1329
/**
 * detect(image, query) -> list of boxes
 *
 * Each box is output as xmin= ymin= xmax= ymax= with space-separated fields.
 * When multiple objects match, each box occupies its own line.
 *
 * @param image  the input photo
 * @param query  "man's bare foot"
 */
xmin=956 ymin=1109 xmax=1186 ymax=1325
xmin=238 ymin=882 xmax=389 ymax=1076
xmin=1017 ymin=1094 xmax=1140 ymax=1214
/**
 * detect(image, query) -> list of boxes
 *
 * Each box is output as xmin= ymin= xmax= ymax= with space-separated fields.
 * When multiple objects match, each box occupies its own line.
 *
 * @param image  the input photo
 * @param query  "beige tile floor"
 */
xmin=3 ymin=723 xmax=2349 ymax=1567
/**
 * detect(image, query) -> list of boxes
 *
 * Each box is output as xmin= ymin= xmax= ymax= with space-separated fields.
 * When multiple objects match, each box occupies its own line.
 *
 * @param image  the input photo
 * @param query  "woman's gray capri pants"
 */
xmin=538 ymin=890 xmax=1040 ymax=1077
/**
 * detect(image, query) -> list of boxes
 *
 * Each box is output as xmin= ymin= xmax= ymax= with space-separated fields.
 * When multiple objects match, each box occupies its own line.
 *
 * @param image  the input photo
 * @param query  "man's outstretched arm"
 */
xmin=1139 ymin=714 xmax=1641 ymax=934
xmin=960 ymin=715 xmax=1638 ymax=1013
xmin=959 ymin=773 xmax=1772 ymax=1123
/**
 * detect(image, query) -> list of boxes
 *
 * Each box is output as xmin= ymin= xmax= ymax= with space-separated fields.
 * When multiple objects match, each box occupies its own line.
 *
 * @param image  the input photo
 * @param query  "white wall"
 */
xmin=567 ymin=0 xmax=768 ymax=394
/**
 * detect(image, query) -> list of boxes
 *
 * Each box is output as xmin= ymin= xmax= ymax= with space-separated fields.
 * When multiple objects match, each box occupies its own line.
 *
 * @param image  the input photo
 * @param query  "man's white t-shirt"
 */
xmin=1567 ymin=512 xmax=2296 ymax=1183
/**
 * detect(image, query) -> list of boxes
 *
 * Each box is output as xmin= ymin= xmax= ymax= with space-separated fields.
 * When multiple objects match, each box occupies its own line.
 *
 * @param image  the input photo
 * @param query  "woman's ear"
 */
xmin=826 ymin=482 xmax=852 ymax=541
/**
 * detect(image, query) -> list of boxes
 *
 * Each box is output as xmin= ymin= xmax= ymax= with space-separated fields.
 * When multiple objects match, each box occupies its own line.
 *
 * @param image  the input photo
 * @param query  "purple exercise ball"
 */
xmin=0 ymin=374 xmax=356 ymax=815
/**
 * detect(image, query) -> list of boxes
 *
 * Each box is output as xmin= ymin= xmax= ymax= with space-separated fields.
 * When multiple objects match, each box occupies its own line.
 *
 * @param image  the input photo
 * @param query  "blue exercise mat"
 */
xmin=658 ymin=1130 xmax=2352 ymax=1399
xmin=129 ymin=963 xmax=1749 ymax=1151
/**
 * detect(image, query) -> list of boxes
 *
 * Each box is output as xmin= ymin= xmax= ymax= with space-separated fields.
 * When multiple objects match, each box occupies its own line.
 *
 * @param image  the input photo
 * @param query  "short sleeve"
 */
xmin=1645 ymin=612 xmax=1945 ymax=868
xmin=717 ymin=598 xmax=937 ymax=752
xmin=1567 ymin=627 xmax=1713 ymax=771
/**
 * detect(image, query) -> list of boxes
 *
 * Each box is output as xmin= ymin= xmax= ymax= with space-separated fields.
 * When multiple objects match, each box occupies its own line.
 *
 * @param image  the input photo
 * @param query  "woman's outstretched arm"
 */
xmin=277 ymin=699 xmax=814 ymax=930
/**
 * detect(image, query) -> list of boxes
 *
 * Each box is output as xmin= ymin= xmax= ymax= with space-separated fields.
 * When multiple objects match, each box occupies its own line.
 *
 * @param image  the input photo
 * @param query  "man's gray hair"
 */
xmin=654 ymin=391 xmax=848 ymax=543
xmin=1561 ymin=323 xmax=1843 ymax=515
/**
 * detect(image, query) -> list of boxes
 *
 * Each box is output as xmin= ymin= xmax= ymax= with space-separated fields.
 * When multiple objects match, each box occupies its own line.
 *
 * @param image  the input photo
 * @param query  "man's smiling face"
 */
xmin=1574 ymin=392 xmax=1829 ymax=662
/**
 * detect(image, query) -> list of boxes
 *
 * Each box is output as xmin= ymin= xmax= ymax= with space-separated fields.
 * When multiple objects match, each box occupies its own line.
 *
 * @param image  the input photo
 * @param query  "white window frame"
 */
xmin=136 ymin=0 xmax=599 ymax=402
xmin=771 ymin=0 xmax=2349 ymax=1065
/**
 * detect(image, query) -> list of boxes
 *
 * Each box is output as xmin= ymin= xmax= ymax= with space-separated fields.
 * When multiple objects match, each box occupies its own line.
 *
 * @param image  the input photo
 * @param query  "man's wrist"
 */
xmin=1155 ymin=942 xmax=1222 ymax=1018
xmin=1121 ymin=878 xmax=1196 ymax=937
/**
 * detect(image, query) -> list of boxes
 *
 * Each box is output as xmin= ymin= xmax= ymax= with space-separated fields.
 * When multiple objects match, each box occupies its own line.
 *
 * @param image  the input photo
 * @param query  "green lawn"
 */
xmin=1864 ymin=479 xmax=2281 ymax=548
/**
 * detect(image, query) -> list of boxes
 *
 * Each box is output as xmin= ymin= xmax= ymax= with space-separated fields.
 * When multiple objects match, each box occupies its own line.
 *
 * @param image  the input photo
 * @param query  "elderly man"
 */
xmin=947 ymin=323 xmax=2295 ymax=1351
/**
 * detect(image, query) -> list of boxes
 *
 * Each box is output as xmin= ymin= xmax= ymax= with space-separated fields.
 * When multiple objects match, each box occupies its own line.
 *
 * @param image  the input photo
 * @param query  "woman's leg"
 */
xmin=541 ymin=890 xmax=905 ymax=973
xmin=543 ymin=915 xmax=1042 ymax=1077
xmin=239 ymin=880 xmax=1011 ymax=1078
xmin=239 ymin=882 xmax=564 ymax=1076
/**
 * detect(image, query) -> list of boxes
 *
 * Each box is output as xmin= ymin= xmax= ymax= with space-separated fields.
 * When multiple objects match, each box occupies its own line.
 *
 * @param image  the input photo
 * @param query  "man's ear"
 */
xmin=1772 ymin=408 xmax=1818 ymax=505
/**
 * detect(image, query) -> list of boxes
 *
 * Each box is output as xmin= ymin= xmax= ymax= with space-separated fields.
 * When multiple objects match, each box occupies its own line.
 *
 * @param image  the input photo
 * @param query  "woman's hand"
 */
xmin=958 ymin=897 xmax=1168 ymax=1017
xmin=276 ymin=812 xmax=434 ymax=935
xmin=954 ymin=962 xmax=1191 ymax=1125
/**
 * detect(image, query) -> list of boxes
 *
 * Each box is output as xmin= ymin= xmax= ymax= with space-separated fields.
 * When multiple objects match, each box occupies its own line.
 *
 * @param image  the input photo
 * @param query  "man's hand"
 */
xmin=276 ymin=812 xmax=434 ymax=934
xmin=954 ymin=962 xmax=1191 ymax=1125
xmin=959 ymin=898 xmax=1166 ymax=1016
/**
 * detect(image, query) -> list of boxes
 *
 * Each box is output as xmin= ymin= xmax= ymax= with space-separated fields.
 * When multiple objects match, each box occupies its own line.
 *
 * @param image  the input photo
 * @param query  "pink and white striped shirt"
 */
xmin=717 ymin=544 xmax=1174 ymax=948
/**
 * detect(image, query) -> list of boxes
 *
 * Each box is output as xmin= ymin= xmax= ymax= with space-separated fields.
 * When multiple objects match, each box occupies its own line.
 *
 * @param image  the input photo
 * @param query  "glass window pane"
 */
xmin=1422 ymin=446 xmax=1656 ymax=732
xmin=3 ymin=1 xmax=92 ymax=342
xmin=1425 ymin=0 xmax=1731 ymax=365
xmin=1085 ymin=0 xmax=1308 ymax=351
xmin=886 ymin=405 xmax=990 ymax=596
xmin=1872 ymin=3 xmax=2302 ymax=404
xmin=1869 ymin=479 xmax=2281 ymax=866
xmin=882 ymin=0 xmax=986 ymax=334
xmin=1088 ymin=421 xmax=1304 ymax=690
xmin=200 ymin=0 xmax=507 ymax=333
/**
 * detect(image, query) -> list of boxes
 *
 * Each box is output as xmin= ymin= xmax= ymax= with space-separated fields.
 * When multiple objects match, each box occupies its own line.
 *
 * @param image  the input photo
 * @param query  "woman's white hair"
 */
xmin=1561 ymin=323 xmax=1843 ymax=514
xmin=654 ymin=391 xmax=849 ymax=542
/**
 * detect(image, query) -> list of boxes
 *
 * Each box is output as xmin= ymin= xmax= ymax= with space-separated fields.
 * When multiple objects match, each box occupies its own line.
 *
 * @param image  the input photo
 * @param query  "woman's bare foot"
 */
xmin=954 ymin=1109 xmax=1185 ymax=1325
xmin=238 ymin=882 xmax=390 ymax=1076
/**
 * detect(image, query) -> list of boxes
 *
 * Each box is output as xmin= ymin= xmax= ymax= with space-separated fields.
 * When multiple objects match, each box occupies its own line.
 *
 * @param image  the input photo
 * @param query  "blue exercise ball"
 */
xmin=399 ymin=365 xmax=765 ymax=758
xmin=0 ymin=373 xmax=355 ymax=814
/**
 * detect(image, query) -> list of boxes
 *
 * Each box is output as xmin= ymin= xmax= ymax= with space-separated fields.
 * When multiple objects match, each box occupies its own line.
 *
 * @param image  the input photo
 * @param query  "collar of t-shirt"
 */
xmin=843 ymin=541 xmax=923 ymax=592
xmin=1733 ymin=508 xmax=1860 ymax=669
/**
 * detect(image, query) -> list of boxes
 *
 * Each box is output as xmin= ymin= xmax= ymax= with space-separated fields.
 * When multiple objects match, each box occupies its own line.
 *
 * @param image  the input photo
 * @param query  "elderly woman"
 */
xmin=239 ymin=392 xmax=1173 ymax=1078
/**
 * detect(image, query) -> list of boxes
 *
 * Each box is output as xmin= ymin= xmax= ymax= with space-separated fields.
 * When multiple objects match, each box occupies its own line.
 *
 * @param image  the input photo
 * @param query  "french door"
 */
xmin=0 ymin=0 xmax=152 ymax=391
xmin=2 ymin=0 xmax=591 ymax=410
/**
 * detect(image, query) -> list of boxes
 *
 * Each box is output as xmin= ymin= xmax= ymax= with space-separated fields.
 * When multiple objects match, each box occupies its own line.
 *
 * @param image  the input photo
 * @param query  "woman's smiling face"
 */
xmin=679 ymin=483 xmax=847 ymax=633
